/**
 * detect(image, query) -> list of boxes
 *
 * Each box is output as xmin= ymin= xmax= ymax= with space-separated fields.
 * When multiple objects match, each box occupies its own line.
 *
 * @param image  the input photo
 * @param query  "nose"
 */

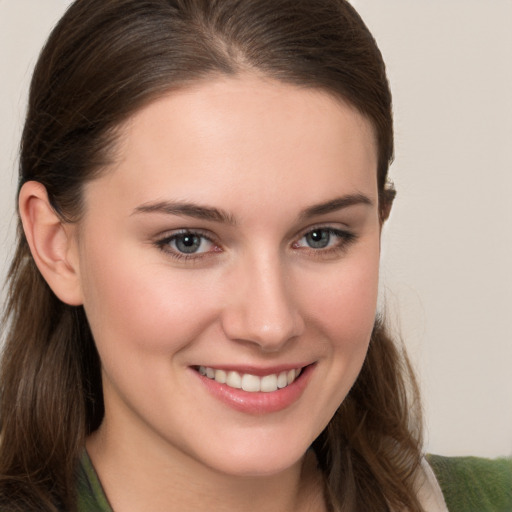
xmin=220 ymin=256 xmax=305 ymax=352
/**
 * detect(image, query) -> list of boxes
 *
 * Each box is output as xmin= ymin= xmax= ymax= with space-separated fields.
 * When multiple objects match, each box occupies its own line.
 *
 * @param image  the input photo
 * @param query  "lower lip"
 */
xmin=192 ymin=364 xmax=315 ymax=415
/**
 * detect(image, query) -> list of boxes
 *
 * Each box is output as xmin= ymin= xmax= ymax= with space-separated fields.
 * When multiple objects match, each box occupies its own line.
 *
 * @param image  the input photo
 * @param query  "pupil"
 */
xmin=307 ymin=229 xmax=329 ymax=249
xmin=176 ymin=234 xmax=201 ymax=253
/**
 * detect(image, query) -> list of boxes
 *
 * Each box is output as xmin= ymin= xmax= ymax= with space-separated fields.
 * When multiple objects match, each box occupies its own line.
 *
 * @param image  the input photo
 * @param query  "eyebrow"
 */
xmin=133 ymin=193 xmax=373 ymax=225
xmin=299 ymin=193 xmax=373 ymax=220
xmin=133 ymin=201 xmax=236 ymax=225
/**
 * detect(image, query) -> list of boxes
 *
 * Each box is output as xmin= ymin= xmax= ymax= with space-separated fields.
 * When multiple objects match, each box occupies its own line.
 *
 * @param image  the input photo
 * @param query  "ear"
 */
xmin=379 ymin=185 xmax=396 ymax=224
xmin=18 ymin=181 xmax=83 ymax=306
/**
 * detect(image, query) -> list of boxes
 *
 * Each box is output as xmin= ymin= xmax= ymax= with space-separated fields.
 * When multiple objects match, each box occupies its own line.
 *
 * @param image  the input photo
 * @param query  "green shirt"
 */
xmin=427 ymin=454 xmax=512 ymax=512
xmin=77 ymin=452 xmax=512 ymax=512
xmin=76 ymin=452 xmax=112 ymax=512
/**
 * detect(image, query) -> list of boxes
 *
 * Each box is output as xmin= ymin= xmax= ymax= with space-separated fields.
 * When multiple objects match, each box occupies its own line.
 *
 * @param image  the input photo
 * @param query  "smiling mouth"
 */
xmin=196 ymin=366 xmax=303 ymax=393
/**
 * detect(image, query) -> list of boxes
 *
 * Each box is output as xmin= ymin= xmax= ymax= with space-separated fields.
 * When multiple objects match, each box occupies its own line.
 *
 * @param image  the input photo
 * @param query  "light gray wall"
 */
xmin=1 ymin=0 xmax=511 ymax=457
xmin=354 ymin=0 xmax=512 ymax=457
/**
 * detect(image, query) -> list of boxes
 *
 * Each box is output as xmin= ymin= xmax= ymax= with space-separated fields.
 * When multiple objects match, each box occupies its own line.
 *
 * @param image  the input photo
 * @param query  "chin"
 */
xmin=192 ymin=431 xmax=312 ymax=478
xmin=209 ymin=454 xmax=305 ymax=479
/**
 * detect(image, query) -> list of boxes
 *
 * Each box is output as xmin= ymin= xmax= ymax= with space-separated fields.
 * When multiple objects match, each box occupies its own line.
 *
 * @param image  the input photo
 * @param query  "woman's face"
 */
xmin=74 ymin=75 xmax=381 ymax=477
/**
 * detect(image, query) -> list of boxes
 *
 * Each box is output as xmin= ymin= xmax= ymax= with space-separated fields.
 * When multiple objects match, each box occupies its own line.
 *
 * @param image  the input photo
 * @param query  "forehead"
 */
xmin=87 ymin=74 xmax=378 ymax=215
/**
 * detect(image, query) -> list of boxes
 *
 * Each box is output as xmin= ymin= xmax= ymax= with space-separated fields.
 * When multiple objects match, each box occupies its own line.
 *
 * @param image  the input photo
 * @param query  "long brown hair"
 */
xmin=0 ymin=1 xmax=422 ymax=510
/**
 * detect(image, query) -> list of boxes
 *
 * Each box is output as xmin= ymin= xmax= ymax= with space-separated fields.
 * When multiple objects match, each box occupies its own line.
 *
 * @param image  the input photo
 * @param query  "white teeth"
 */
xmin=215 ymin=369 xmax=227 ymax=384
xmin=260 ymin=374 xmax=278 ymax=393
xmin=198 ymin=366 xmax=303 ymax=393
xmin=277 ymin=371 xmax=288 ymax=389
xmin=226 ymin=371 xmax=242 ymax=389
xmin=242 ymin=374 xmax=260 ymax=392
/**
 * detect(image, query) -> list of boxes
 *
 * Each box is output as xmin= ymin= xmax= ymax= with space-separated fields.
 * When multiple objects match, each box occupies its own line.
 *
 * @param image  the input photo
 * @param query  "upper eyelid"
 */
xmin=156 ymin=228 xmax=216 ymax=242
xmin=294 ymin=223 xmax=353 ymax=239
xmin=296 ymin=227 xmax=354 ymax=242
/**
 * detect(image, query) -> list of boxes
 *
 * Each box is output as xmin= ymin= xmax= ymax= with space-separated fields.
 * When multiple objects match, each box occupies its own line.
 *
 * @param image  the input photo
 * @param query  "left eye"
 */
xmin=163 ymin=232 xmax=215 ymax=255
xmin=295 ymin=228 xmax=351 ymax=250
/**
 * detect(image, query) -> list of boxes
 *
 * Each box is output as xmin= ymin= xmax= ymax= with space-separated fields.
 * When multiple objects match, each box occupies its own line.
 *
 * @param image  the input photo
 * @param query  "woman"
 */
xmin=0 ymin=1 xmax=509 ymax=511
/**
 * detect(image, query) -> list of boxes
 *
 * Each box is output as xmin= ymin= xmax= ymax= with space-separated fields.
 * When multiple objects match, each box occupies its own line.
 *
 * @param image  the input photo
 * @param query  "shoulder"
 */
xmin=427 ymin=454 xmax=512 ymax=512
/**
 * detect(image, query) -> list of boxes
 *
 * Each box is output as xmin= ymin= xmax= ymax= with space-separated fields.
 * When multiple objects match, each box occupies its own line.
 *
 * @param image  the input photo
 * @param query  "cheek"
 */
xmin=288 ymin=246 xmax=380 ymax=433
xmin=79 ymin=244 xmax=220 ymax=359
xmin=302 ymin=249 xmax=380 ymax=349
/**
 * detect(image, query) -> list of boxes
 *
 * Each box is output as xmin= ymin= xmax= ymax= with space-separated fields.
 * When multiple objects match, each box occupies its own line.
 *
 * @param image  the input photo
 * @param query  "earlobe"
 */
xmin=18 ymin=181 xmax=83 ymax=306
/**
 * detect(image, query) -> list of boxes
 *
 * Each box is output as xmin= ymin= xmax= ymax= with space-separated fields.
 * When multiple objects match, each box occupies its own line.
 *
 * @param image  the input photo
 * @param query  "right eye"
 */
xmin=155 ymin=230 xmax=220 ymax=259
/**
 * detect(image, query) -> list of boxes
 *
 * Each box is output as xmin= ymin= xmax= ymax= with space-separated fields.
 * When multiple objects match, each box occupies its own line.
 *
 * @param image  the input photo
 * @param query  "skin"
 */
xmin=20 ymin=74 xmax=382 ymax=511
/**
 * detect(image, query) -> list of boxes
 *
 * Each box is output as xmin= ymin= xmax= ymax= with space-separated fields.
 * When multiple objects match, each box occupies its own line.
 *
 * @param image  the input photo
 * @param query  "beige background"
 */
xmin=1 ymin=0 xmax=511 ymax=458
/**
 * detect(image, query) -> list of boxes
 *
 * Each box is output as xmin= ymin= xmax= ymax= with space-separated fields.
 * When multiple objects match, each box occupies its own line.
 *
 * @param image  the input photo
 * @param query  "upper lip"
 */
xmin=193 ymin=363 xmax=313 ymax=377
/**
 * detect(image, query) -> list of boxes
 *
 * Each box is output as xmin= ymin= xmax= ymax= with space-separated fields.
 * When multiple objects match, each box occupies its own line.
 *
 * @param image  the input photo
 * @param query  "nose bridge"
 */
xmin=221 ymin=250 xmax=304 ymax=351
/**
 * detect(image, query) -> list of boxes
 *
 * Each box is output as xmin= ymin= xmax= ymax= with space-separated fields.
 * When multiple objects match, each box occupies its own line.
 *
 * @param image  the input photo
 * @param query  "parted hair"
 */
xmin=0 ymin=1 xmax=423 ymax=510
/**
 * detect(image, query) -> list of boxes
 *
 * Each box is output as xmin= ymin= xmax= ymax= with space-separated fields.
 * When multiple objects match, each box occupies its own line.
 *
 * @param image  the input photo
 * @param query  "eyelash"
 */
xmin=292 ymin=227 xmax=357 ymax=256
xmin=154 ymin=229 xmax=219 ymax=261
xmin=154 ymin=226 xmax=357 ymax=262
